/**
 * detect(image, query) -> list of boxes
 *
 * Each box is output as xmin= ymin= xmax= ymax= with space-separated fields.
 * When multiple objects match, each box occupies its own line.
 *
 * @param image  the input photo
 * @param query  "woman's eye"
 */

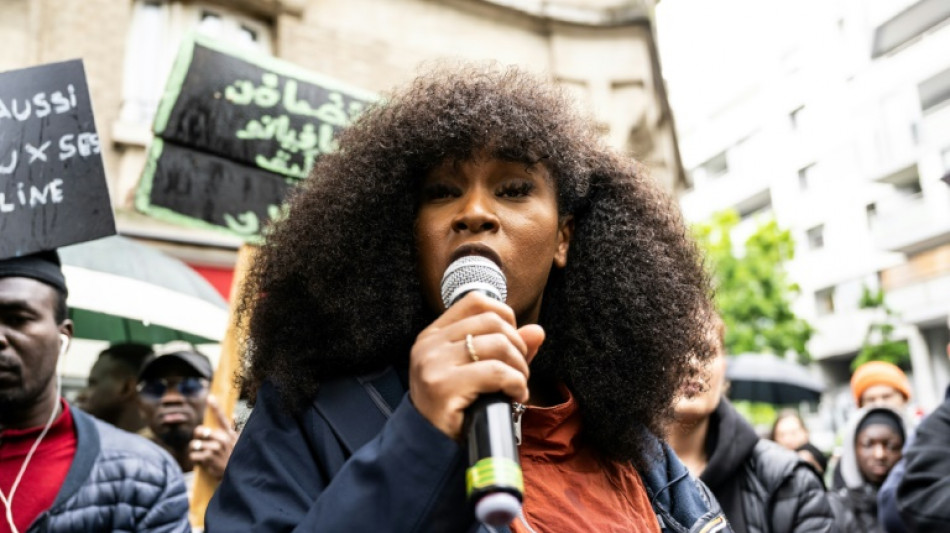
xmin=421 ymin=183 xmax=460 ymax=201
xmin=497 ymin=181 xmax=535 ymax=198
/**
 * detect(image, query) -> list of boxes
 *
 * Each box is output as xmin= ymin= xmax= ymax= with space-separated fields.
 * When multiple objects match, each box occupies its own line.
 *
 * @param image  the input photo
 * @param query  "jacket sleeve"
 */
xmin=205 ymin=381 xmax=465 ymax=532
xmin=877 ymin=441 xmax=912 ymax=533
xmin=897 ymin=394 xmax=950 ymax=531
xmin=138 ymin=457 xmax=192 ymax=533
xmin=771 ymin=463 xmax=835 ymax=533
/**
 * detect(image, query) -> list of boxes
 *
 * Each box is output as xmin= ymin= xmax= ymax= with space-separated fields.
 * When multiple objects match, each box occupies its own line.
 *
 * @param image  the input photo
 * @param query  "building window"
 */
xmin=701 ymin=151 xmax=729 ymax=181
xmin=872 ymin=0 xmax=950 ymax=58
xmin=119 ymin=1 xmax=272 ymax=131
xmin=815 ymin=286 xmax=835 ymax=316
xmin=941 ymin=146 xmax=950 ymax=172
xmin=807 ymin=225 xmax=825 ymax=250
xmin=895 ymin=178 xmax=922 ymax=197
xmin=866 ymin=203 xmax=877 ymax=228
xmin=798 ymin=164 xmax=814 ymax=190
xmin=790 ymin=105 xmax=805 ymax=130
xmin=736 ymin=190 xmax=772 ymax=221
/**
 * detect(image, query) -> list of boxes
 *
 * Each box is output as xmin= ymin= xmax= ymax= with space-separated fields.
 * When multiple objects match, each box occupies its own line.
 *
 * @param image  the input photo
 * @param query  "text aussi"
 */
xmin=0 ymin=84 xmax=79 ymax=123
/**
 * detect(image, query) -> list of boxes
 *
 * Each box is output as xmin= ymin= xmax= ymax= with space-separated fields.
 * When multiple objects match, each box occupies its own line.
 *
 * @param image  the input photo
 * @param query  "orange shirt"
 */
xmin=511 ymin=387 xmax=661 ymax=533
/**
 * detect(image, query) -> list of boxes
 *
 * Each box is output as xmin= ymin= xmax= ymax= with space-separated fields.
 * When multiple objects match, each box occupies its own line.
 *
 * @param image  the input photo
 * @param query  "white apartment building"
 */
xmin=657 ymin=0 xmax=950 ymax=427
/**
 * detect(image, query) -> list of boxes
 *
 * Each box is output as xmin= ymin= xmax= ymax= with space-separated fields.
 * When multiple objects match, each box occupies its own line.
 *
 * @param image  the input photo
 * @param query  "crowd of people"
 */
xmin=2 ymin=64 xmax=949 ymax=532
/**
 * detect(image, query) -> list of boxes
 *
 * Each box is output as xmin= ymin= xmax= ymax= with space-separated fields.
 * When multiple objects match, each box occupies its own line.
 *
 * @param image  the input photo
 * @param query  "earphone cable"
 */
xmin=0 ymin=337 xmax=68 ymax=533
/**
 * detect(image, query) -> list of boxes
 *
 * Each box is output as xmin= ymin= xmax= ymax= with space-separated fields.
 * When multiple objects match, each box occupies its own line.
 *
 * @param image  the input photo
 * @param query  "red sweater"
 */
xmin=512 ymin=387 xmax=660 ymax=533
xmin=0 ymin=399 xmax=77 ymax=533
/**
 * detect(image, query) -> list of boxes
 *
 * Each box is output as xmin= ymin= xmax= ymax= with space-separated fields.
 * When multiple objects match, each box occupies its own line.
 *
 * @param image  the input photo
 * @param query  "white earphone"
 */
xmin=58 ymin=333 xmax=70 ymax=358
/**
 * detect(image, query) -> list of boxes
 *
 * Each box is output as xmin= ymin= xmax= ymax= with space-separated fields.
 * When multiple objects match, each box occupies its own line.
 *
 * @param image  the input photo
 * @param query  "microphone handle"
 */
xmin=465 ymin=392 xmax=523 ymax=526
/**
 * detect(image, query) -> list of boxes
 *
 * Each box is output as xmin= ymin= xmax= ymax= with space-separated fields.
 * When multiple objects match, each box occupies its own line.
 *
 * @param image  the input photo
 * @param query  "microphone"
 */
xmin=441 ymin=255 xmax=523 ymax=527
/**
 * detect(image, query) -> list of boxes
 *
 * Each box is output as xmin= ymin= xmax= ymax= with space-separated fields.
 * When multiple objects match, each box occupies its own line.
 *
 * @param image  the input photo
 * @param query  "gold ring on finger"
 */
xmin=465 ymin=334 xmax=479 ymax=363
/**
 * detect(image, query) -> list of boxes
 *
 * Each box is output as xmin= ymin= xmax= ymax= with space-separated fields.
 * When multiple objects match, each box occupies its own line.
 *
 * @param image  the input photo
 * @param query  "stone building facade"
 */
xmin=2 ymin=0 xmax=682 ymax=361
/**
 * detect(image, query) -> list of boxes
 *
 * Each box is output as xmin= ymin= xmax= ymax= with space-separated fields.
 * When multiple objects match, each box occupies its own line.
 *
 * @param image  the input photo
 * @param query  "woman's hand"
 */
xmin=409 ymin=292 xmax=545 ymax=440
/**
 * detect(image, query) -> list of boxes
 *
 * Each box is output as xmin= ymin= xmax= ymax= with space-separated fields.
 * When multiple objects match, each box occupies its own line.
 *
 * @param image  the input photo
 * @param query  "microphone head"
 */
xmin=441 ymin=255 xmax=507 ymax=309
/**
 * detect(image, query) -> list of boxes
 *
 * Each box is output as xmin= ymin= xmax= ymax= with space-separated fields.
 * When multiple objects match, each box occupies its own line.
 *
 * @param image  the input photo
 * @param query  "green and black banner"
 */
xmin=137 ymin=35 xmax=375 ymax=240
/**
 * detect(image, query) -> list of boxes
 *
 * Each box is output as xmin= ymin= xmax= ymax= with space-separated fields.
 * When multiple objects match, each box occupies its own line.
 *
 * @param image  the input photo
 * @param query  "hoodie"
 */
xmin=831 ymin=406 xmax=909 ymax=533
xmin=701 ymin=400 xmax=834 ymax=533
xmin=701 ymin=400 xmax=759 ymax=532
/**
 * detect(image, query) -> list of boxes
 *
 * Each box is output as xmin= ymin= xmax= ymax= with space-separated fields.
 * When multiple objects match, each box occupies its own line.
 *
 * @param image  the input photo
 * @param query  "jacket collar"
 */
xmin=639 ymin=431 xmax=727 ymax=532
xmin=701 ymin=400 xmax=758 ymax=491
xmin=25 ymin=404 xmax=101 ymax=532
xmin=316 ymin=369 xmax=729 ymax=533
xmin=51 ymin=405 xmax=100 ymax=508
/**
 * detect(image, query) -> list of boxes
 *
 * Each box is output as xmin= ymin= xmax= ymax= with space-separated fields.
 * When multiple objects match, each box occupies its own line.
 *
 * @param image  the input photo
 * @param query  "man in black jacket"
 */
xmin=896 ymin=342 xmax=950 ymax=531
xmin=0 ymin=251 xmax=189 ymax=532
xmin=670 ymin=315 xmax=835 ymax=533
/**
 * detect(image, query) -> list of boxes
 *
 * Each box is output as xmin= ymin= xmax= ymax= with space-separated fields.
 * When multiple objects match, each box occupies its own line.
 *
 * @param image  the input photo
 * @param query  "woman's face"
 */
xmin=855 ymin=423 xmax=903 ymax=485
xmin=773 ymin=415 xmax=809 ymax=450
xmin=415 ymin=156 xmax=572 ymax=325
xmin=673 ymin=334 xmax=727 ymax=423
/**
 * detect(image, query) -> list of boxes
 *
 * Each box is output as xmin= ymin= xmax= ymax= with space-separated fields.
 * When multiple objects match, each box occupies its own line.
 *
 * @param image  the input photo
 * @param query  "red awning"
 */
xmin=190 ymin=264 xmax=235 ymax=302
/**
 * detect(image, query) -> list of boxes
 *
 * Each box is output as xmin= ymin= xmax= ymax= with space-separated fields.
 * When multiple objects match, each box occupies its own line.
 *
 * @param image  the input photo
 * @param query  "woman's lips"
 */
xmin=449 ymin=242 xmax=502 ymax=269
xmin=679 ymin=381 xmax=705 ymax=397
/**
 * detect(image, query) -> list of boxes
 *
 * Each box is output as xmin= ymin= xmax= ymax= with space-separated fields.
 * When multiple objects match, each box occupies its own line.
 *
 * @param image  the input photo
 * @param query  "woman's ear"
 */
xmin=554 ymin=215 xmax=574 ymax=268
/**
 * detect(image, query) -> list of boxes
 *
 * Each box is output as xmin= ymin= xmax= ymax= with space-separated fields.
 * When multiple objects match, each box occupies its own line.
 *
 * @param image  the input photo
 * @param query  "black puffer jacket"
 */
xmin=701 ymin=400 xmax=835 ymax=533
xmin=898 ymin=388 xmax=950 ymax=531
xmin=26 ymin=405 xmax=190 ymax=533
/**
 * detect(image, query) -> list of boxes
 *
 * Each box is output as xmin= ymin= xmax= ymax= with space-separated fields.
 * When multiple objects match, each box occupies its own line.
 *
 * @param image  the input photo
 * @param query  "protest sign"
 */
xmin=136 ymin=35 xmax=375 ymax=240
xmin=0 ymin=60 xmax=116 ymax=259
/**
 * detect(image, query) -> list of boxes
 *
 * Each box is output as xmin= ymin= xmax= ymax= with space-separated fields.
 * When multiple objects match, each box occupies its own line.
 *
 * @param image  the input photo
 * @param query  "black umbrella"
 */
xmin=725 ymin=353 xmax=824 ymax=405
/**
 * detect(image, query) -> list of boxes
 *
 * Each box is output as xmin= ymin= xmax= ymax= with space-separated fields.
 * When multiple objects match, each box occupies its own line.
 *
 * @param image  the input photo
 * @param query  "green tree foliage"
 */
xmin=852 ymin=286 xmax=910 ymax=370
xmin=693 ymin=209 xmax=814 ymax=363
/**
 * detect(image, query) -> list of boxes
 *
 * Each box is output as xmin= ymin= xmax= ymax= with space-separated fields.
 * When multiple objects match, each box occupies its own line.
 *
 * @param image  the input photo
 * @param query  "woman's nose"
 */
xmin=452 ymin=190 xmax=499 ymax=233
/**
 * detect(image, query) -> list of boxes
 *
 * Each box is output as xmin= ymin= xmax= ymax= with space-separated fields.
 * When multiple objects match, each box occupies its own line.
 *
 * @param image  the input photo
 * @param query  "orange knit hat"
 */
xmin=851 ymin=361 xmax=911 ymax=406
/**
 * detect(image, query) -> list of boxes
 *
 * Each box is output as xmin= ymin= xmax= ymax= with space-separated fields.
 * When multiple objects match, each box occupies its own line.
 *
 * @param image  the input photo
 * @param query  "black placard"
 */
xmin=0 ymin=60 xmax=116 ymax=259
xmin=137 ymin=36 xmax=374 ymax=240
xmin=140 ymin=140 xmax=292 ymax=237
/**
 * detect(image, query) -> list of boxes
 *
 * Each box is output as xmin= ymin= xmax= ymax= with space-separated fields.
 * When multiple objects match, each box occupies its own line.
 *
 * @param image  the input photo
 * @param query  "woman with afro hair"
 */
xmin=206 ymin=64 xmax=731 ymax=533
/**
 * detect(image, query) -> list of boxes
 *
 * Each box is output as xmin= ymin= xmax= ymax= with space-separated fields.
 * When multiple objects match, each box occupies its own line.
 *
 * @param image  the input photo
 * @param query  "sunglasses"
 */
xmin=137 ymin=377 xmax=209 ymax=401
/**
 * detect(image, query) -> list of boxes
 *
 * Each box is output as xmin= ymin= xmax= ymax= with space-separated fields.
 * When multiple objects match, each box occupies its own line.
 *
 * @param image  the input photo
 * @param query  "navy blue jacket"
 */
xmin=897 ymin=386 xmax=950 ymax=531
xmin=27 ymin=405 xmax=190 ymax=532
xmin=207 ymin=368 xmax=731 ymax=532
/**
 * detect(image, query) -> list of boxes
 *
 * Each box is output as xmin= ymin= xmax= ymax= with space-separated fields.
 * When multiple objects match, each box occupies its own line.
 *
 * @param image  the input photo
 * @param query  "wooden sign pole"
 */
xmin=189 ymin=244 xmax=257 ymax=529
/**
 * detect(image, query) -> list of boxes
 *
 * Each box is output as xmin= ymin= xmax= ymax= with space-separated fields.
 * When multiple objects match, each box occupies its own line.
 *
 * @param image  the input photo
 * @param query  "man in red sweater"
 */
xmin=0 ymin=251 xmax=188 ymax=533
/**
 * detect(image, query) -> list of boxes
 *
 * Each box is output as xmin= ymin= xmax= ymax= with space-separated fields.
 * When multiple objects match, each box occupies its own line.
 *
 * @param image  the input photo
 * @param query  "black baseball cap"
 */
xmin=0 ymin=250 xmax=68 ymax=296
xmin=138 ymin=347 xmax=213 ymax=382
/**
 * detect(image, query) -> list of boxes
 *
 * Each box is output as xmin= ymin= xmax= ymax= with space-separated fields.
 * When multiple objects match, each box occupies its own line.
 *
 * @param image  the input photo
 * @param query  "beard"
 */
xmin=0 ymin=370 xmax=56 ymax=423
xmin=157 ymin=425 xmax=193 ymax=450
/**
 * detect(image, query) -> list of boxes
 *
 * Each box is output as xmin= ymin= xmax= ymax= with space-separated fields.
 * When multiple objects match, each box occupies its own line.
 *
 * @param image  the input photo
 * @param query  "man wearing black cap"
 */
xmin=138 ymin=344 xmax=236 ymax=491
xmin=0 ymin=251 xmax=188 ymax=532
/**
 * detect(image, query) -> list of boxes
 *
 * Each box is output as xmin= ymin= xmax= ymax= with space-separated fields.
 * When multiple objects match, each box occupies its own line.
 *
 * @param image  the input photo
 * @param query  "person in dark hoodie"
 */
xmin=670 ymin=314 xmax=834 ymax=533
xmin=829 ymin=406 xmax=907 ymax=533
